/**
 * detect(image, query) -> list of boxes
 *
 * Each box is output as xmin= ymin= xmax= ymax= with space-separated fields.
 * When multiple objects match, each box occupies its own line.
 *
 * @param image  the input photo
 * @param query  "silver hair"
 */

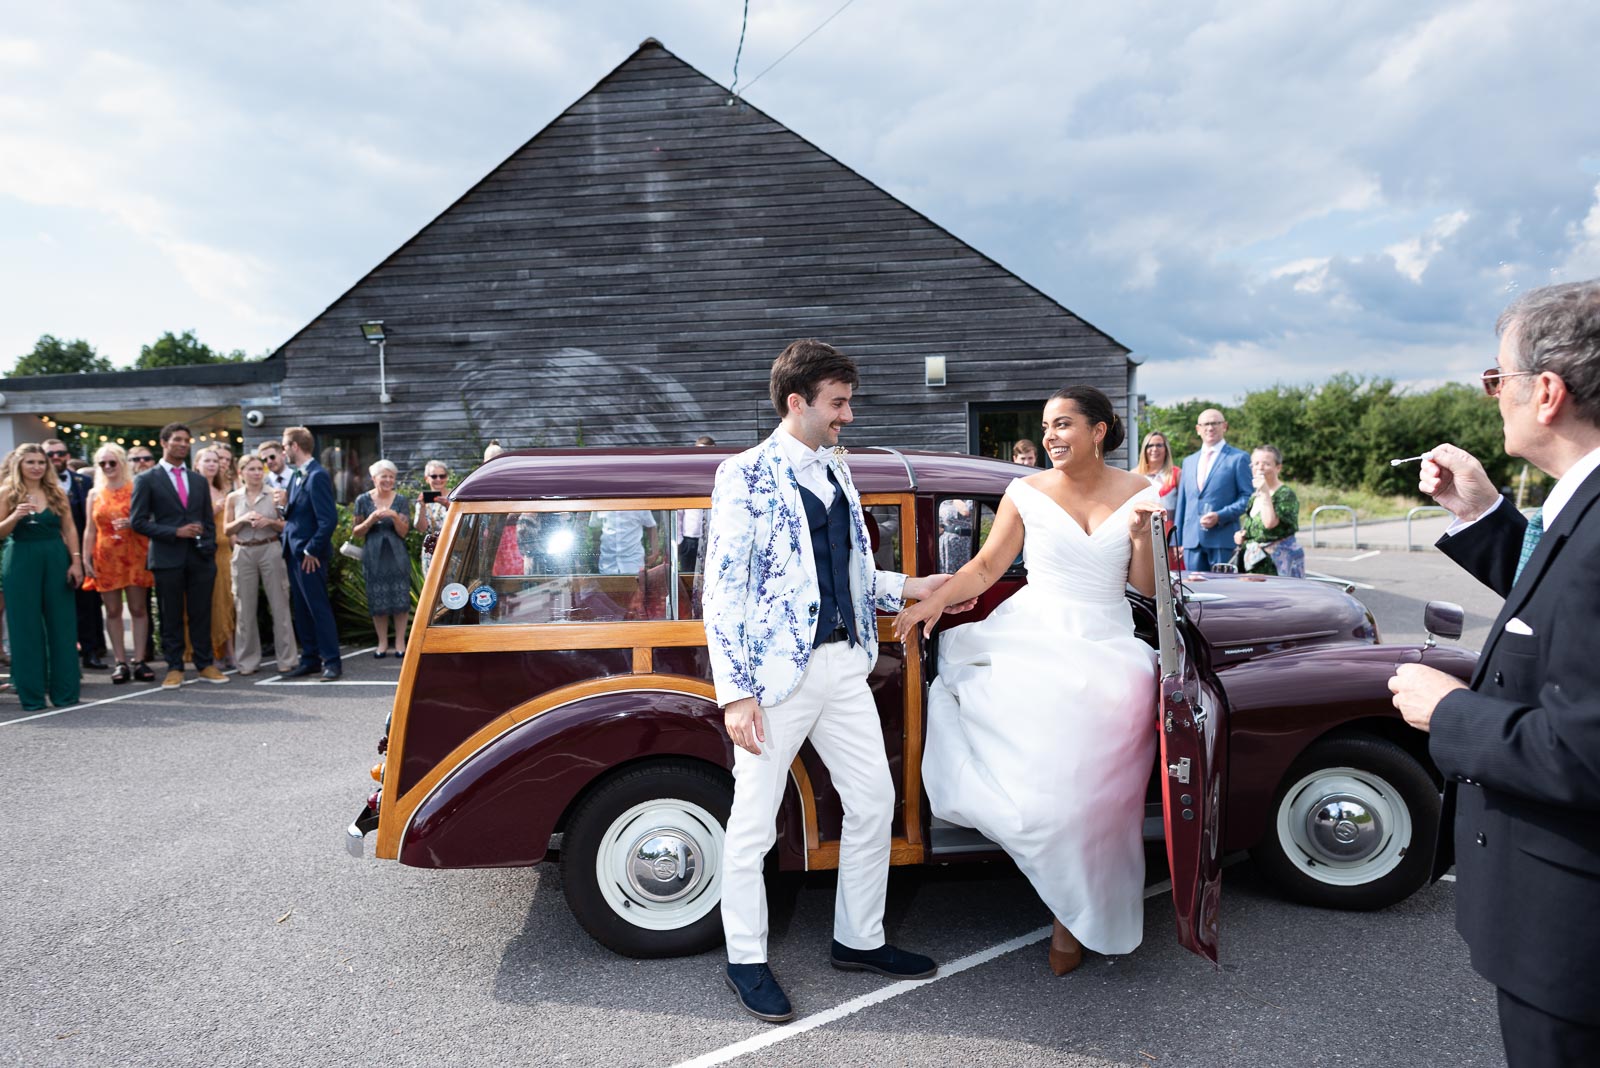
xmin=368 ymin=458 xmax=399 ymax=479
xmin=424 ymin=459 xmax=448 ymax=475
xmin=1497 ymin=280 xmax=1600 ymax=423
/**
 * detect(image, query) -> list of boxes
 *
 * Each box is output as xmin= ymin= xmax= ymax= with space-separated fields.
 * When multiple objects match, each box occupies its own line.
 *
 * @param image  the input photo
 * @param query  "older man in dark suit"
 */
xmin=129 ymin=422 xmax=230 ymax=689
xmin=1390 ymin=280 xmax=1600 ymax=1066
xmin=278 ymin=426 xmax=341 ymax=682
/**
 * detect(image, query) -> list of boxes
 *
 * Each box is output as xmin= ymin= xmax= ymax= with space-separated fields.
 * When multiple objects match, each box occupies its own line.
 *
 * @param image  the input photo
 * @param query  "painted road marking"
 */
xmin=1305 ymin=569 xmax=1376 ymax=590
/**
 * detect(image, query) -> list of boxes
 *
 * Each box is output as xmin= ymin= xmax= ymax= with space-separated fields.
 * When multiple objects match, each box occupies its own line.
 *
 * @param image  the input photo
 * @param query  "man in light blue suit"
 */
xmin=1173 ymin=408 xmax=1253 ymax=571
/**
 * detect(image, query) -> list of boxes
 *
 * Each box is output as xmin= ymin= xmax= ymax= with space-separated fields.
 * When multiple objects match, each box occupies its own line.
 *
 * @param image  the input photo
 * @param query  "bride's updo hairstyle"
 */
xmin=1047 ymin=385 xmax=1126 ymax=454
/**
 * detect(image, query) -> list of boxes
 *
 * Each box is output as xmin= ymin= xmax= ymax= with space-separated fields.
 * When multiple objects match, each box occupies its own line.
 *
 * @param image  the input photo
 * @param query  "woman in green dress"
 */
xmin=1232 ymin=444 xmax=1305 ymax=577
xmin=0 ymin=443 xmax=83 ymax=709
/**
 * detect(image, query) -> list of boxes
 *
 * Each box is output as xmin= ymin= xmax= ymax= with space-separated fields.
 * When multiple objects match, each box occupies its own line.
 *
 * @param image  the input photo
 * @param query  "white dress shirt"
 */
xmin=1197 ymin=440 xmax=1226 ymax=490
xmin=775 ymin=428 xmax=836 ymax=507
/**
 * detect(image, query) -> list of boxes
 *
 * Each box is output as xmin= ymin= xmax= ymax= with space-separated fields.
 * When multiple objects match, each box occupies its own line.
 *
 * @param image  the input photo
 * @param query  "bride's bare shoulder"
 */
xmin=1114 ymin=469 xmax=1153 ymax=499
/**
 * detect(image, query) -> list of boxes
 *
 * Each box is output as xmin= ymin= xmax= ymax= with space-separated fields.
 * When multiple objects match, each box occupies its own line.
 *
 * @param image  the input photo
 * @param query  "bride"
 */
xmin=897 ymin=385 xmax=1164 ymax=975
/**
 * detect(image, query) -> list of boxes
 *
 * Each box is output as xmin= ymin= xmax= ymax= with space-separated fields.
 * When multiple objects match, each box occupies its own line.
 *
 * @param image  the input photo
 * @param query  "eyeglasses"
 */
xmin=1145 ymin=443 xmax=1167 ymax=450
xmin=130 ymin=456 xmax=155 ymax=464
xmin=1197 ymin=421 xmax=1225 ymax=428
xmin=46 ymin=451 xmax=69 ymax=459
xmin=1482 ymin=367 xmax=1538 ymax=397
xmin=97 ymin=459 xmax=120 ymax=469
xmin=427 ymin=473 xmax=448 ymax=480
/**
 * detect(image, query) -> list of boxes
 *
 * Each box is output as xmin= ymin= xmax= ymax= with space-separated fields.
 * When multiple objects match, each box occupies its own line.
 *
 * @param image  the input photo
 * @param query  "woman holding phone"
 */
xmin=415 ymin=460 xmax=450 ymax=575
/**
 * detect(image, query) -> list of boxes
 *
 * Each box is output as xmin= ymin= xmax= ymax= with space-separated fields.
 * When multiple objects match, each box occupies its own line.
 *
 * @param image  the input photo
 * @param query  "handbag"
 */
xmin=338 ymin=540 xmax=364 ymax=561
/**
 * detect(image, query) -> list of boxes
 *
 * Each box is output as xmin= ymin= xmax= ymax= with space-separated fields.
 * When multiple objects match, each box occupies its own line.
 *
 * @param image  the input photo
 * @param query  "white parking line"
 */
xmin=1327 ymin=550 xmax=1382 ymax=563
xmin=1 ymin=645 xmax=384 ymax=724
xmin=672 ymin=878 xmax=1179 ymax=1068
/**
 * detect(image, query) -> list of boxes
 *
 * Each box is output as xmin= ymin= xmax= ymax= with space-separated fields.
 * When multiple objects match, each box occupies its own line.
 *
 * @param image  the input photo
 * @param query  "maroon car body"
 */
xmin=350 ymin=447 xmax=1474 ymax=960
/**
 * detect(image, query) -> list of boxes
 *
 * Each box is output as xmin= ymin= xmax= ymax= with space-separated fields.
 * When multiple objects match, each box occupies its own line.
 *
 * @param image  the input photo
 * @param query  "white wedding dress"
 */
xmin=924 ymin=479 xmax=1159 ymax=954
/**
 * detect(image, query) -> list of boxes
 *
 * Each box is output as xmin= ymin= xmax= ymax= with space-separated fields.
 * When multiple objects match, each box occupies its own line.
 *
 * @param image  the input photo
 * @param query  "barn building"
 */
xmin=1 ymin=39 xmax=1140 ymax=503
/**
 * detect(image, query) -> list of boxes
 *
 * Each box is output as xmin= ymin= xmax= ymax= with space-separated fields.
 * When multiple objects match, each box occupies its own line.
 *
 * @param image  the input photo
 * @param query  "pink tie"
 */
xmin=172 ymin=467 xmax=189 ymax=509
xmin=1198 ymin=449 xmax=1215 ymax=489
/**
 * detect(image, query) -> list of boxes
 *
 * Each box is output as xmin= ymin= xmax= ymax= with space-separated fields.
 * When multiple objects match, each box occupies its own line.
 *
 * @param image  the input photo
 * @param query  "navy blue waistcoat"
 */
xmin=798 ymin=469 xmax=858 ymax=647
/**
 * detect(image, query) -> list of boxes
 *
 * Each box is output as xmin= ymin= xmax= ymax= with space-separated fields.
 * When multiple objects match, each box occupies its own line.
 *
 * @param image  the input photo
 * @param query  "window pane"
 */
xmin=976 ymin=498 xmax=1026 ymax=577
xmin=937 ymin=498 xmax=975 ymax=573
xmin=673 ymin=505 xmax=708 ymax=621
xmin=431 ymin=509 xmax=670 ymax=625
xmin=862 ymin=504 xmax=902 ymax=573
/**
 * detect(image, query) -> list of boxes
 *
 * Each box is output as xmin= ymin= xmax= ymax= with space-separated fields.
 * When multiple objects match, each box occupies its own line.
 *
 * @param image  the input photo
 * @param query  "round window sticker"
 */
xmin=469 ymin=585 xmax=499 ymax=614
xmin=440 ymin=582 xmax=469 ymax=610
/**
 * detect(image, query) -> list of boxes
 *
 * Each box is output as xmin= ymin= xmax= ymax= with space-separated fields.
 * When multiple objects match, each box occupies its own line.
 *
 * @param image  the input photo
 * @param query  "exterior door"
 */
xmin=1148 ymin=512 xmax=1225 ymax=962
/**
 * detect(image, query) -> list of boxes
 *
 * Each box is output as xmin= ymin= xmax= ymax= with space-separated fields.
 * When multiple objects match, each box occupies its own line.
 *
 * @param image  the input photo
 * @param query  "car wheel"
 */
xmin=560 ymin=762 xmax=731 ymax=958
xmin=1251 ymin=735 xmax=1440 ymax=910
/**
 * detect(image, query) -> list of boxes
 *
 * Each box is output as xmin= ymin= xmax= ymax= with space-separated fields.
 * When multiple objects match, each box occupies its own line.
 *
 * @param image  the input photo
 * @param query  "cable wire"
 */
xmin=730 ymin=0 xmax=750 ymax=98
xmin=740 ymin=0 xmax=859 ymax=96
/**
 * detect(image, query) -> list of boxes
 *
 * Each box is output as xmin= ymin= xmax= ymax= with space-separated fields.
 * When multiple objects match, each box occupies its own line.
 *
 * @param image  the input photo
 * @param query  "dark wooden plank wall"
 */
xmin=269 ymin=42 xmax=1133 ymax=475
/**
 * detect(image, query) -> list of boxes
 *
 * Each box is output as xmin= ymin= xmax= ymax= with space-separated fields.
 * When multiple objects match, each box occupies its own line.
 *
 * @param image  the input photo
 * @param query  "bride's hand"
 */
xmin=895 ymin=597 xmax=943 ymax=643
xmin=1129 ymin=501 xmax=1164 ymax=541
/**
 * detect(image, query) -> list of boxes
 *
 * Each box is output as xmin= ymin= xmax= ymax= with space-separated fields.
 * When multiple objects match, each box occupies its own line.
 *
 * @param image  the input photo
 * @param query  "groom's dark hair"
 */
xmin=770 ymin=339 xmax=860 ymax=418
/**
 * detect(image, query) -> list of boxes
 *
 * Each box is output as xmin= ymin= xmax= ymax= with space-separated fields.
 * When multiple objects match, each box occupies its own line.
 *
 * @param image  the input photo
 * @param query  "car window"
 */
xmin=937 ymin=498 xmax=975 ymax=573
xmin=432 ymin=509 xmax=688 ymax=625
xmin=976 ymin=498 xmax=1026 ymax=578
xmin=862 ymin=503 xmax=902 ymax=573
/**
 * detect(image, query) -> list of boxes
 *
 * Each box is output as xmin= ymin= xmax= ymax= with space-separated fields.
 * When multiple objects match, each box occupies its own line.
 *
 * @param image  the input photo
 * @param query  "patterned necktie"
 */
xmin=171 ymin=466 xmax=188 ymax=509
xmin=1514 ymin=508 xmax=1543 ymax=583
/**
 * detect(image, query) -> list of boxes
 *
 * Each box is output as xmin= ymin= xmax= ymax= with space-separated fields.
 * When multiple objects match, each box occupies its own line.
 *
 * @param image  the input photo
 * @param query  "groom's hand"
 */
xmin=725 ymin=697 xmax=766 ymax=755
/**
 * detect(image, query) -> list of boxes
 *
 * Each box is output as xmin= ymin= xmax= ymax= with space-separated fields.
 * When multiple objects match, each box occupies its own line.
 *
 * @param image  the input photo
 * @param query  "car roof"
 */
xmin=450 ymin=447 xmax=1026 ymax=501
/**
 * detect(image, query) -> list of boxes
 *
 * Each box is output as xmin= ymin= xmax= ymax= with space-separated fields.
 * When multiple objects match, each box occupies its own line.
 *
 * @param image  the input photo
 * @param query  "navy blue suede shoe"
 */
xmin=725 ymin=963 xmax=795 ymax=1023
xmin=829 ymin=940 xmax=938 ymax=979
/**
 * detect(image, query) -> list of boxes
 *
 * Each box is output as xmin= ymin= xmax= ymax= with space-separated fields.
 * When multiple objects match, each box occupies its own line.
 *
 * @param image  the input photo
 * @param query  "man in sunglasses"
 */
xmin=43 ymin=438 xmax=109 ymax=670
xmin=1389 ymin=279 xmax=1600 ymax=1066
xmin=256 ymin=442 xmax=291 ymax=493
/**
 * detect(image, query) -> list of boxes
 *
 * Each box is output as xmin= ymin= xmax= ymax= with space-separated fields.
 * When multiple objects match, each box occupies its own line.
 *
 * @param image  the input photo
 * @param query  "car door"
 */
xmin=1148 ymin=512 xmax=1225 ymax=962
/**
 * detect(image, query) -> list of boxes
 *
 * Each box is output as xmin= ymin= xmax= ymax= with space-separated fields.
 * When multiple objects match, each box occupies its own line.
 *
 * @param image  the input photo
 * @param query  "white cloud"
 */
xmin=1386 ymin=209 xmax=1471 ymax=282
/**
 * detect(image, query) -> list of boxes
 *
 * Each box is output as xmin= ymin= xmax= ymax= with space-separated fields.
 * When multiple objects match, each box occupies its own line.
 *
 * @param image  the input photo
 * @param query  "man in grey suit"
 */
xmin=129 ymin=422 xmax=230 ymax=689
xmin=1171 ymin=408 xmax=1253 ymax=571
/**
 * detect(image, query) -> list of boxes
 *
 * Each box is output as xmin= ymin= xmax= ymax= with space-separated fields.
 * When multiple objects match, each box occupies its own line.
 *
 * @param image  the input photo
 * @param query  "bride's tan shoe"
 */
xmin=1048 ymin=919 xmax=1083 ymax=976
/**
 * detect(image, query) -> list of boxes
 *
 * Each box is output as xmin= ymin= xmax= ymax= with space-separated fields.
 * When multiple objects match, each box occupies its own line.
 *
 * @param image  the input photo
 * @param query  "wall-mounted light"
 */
xmin=360 ymin=320 xmax=393 ymax=404
xmin=925 ymin=355 xmax=947 ymax=388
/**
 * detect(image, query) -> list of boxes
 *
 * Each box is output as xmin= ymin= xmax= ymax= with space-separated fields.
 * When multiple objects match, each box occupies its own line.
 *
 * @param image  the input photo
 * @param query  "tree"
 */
xmin=10 ymin=335 xmax=113 ymax=377
xmin=134 ymin=329 xmax=247 ymax=369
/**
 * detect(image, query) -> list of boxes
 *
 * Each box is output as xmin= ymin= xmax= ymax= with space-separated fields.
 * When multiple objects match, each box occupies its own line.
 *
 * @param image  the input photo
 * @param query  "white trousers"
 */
xmin=721 ymin=641 xmax=895 ymax=964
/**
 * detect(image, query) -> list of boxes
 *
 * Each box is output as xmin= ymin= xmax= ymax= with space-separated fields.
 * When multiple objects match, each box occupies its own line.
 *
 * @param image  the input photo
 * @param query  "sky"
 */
xmin=3 ymin=0 xmax=1598 ymax=403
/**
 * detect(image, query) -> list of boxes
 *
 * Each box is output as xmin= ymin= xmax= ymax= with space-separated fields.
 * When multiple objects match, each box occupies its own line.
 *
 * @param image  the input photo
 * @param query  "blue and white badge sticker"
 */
xmin=469 ymin=584 xmax=499 ymax=614
xmin=440 ymin=582 xmax=469 ymax=610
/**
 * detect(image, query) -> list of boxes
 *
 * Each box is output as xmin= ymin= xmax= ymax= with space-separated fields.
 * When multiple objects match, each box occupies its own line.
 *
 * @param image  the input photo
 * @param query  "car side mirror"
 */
xmin=1423 ymin=601 xmax=1464 ymax=646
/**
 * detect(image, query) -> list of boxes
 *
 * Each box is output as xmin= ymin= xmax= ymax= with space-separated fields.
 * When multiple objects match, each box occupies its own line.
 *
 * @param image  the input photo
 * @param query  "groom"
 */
xmin=703 ymin=339 xmax=949 ymax=1022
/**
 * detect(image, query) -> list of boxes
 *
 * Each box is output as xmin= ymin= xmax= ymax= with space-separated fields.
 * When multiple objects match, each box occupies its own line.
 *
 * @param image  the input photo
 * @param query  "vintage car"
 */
xmin=345 ymin=447 xmax=1476 ymax=962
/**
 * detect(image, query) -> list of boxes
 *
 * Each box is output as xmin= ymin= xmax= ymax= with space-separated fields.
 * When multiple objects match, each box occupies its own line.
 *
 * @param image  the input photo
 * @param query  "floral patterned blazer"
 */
xmin=702 ymin=432 xmax=908 ymax=708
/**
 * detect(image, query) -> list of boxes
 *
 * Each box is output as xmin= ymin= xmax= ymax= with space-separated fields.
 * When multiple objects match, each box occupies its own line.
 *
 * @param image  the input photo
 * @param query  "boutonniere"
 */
xmin=831 ymin=446 xmax=848 ymax=463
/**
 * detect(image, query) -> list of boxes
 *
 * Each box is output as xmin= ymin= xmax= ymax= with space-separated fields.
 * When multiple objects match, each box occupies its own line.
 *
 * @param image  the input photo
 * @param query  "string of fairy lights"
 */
xmin=36 ymin=416 xmax=244 ymax=451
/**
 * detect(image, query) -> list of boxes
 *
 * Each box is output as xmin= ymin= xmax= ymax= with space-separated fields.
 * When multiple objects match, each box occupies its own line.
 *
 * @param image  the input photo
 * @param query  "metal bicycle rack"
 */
xmin=1405 ymin=506 xmax=1451 ymax=552
xmin=1310 ymin=505 xmax=1358 ymax=549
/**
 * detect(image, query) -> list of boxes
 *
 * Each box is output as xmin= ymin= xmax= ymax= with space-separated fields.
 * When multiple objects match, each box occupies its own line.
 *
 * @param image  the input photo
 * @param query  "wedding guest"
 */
xmin=126 ymin=445 xmax=160 ymax=664
xmin=937 ymin=498 xmax=974 ymax=572
xmin=1173 ymin=409 xmax=1253 ymax=571
xmin=0 ymin=443 xmax=83 ymax=709
xmin=1012 ymin=439 xmax=1039 ymax=467
xmin=225 ymin=455 xmax=297 ymax=675
xmin=675 ymin=436 xmax=716 ymax=571
xmin=82 ymin=444 xmax=155 ymax=684
xmin=352 ymin=459 xmax=412 ymax=658
xmin=280 ymin=426 xmax=341 ymax=681
xmin=257 ymin=441 xmax=291 ymax=492
xmin=131 ymin=423 xmax=226 ymax=688
xmin=415 ymin=460 xmax=450 ymax=575
xmin=193 ymin=446 xmax=237 ymax=669
xmin=1232 ymin=445 xmax=1306 ymax=577
xmin=45 ymin=437 xmax=107 ymax=670
xmin=1135 ymin=431 xmax=1181 ymax=507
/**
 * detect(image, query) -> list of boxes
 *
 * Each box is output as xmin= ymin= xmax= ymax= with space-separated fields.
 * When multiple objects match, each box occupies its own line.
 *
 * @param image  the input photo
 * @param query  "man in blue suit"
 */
xmin=278 ymin=426 xmax=341 ymax=681
xmin=1172 ymin=408 xmax=1253 ymax=571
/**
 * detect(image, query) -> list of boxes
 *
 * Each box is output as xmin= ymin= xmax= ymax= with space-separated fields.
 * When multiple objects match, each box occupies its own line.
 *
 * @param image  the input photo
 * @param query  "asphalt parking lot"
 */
xmin=2 ymin=550 xmax=1508 ymax=1067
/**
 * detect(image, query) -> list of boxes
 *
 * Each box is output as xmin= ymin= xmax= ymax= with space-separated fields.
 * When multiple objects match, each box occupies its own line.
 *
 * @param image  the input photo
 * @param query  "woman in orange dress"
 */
xmin=196 ymin=446 xmax=237 ymax=668
xmin=82 ymin=444 xmax=155 ymax=684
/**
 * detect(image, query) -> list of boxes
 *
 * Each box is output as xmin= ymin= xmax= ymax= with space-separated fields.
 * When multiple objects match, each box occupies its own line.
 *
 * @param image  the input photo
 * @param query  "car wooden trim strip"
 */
xmin=377 ymin=504 xmax=464 ymax=860
xmin=386 ymin=675 xmax=720 ymax=860
xmin=894 ymin=492 xmax=925 ymax=858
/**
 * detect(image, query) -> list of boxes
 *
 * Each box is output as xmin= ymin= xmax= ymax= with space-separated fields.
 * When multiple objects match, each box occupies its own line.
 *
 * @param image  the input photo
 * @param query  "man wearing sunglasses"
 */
xmin=43 ymin=438 xmax=109 ymax=670
xmin=1389 ymin=280 xmax=1600 ymax=1066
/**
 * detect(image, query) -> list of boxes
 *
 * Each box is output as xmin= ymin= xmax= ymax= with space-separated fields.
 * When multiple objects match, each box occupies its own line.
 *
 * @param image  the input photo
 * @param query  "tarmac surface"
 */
xmin=2 ymin=549 xmax=1508 ymax=1067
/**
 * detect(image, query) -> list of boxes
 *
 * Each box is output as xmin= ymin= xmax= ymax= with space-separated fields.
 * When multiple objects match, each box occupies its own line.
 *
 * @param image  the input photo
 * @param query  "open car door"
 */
xmin=1149 ymin=512 xmax=1225 ymax=963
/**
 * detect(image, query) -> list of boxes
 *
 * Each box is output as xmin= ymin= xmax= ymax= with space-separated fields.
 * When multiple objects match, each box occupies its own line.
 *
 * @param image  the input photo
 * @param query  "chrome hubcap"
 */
xmin=1305 ymin=794 xmax=1381 ymax=862
xmin=626 ymin=830 xmax=703 ymax=903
